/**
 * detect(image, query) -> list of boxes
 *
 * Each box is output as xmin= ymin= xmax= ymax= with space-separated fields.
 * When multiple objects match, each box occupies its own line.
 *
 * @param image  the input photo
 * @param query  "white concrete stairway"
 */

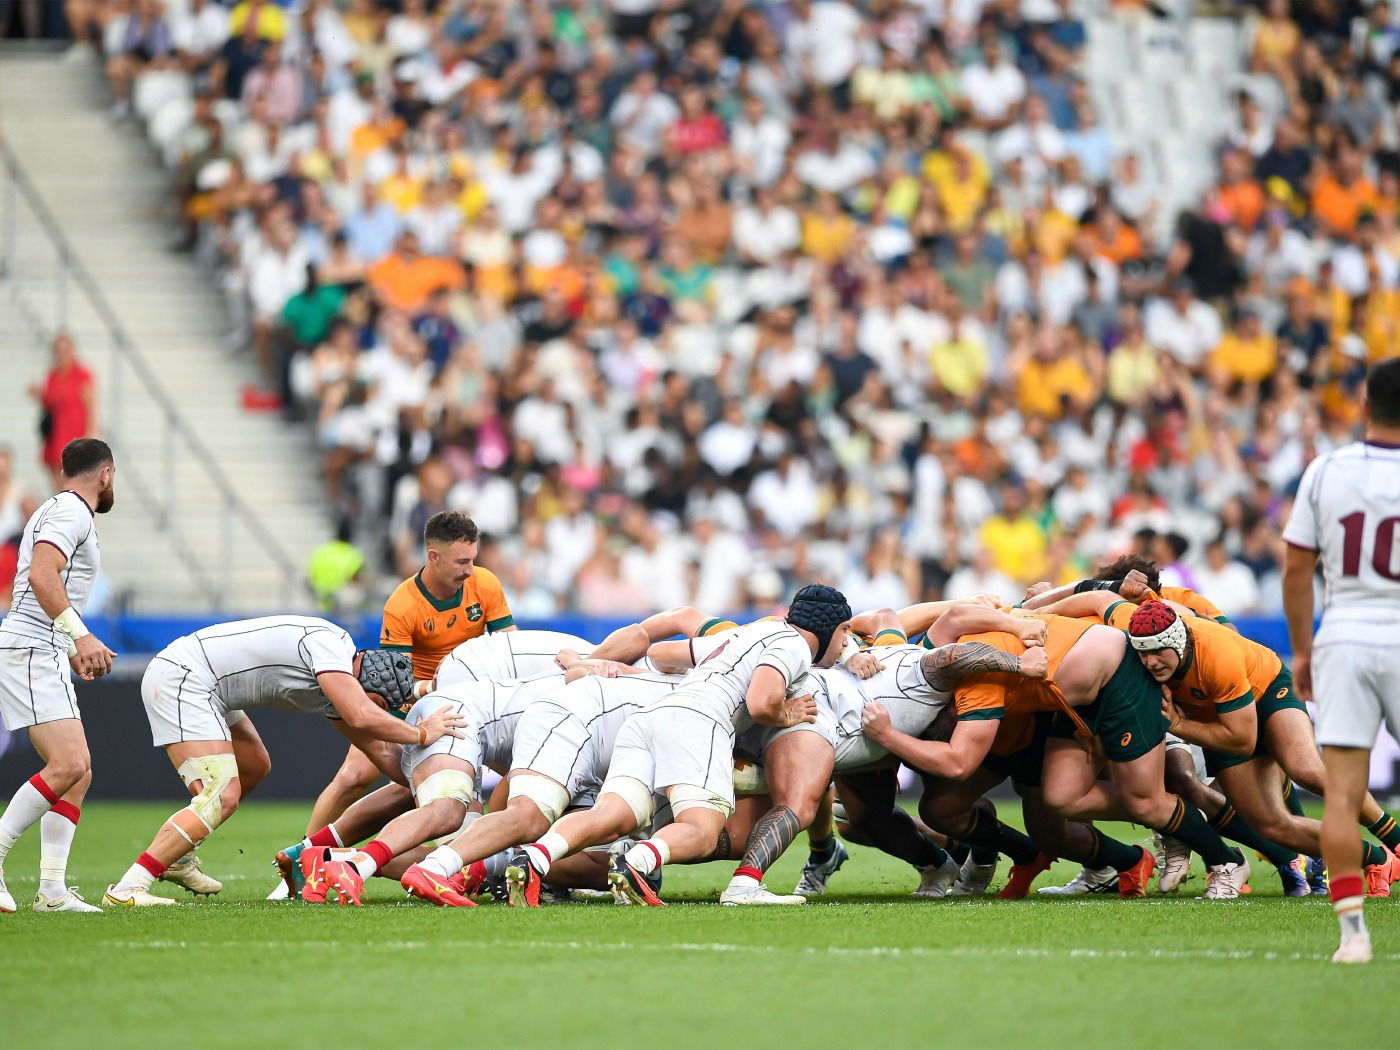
xmin=0 ymin=52 xmax=328 ymax=612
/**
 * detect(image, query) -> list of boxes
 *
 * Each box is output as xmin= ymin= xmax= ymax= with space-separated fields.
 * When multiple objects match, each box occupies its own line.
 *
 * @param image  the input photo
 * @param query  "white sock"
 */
xmin=0 ymin=779 xmax=56 ymax=861
xmin=348 ymin=852 xmax=377 ymax=879
xmin=483 ymin=849 xmax=511 ymax=877
xmin=623 ymin=838 xmax=670 ymax=876
xmin=1336 ymin=896 xmax=1369 ymax=941
xmin=524 ymin=831 xmax=570 ymax=876
xmin=422 ymin=845 xmax=464 ymax=879
xmin=38 ymin=810 xmax=78 ymax=895
xmin=118 ymin=862 xmax=157 ymax=892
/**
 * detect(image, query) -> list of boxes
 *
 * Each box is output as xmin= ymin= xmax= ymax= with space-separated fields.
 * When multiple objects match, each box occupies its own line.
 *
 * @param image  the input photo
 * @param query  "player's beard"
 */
xmin=96 ymin=483 xmax=115 ymax=514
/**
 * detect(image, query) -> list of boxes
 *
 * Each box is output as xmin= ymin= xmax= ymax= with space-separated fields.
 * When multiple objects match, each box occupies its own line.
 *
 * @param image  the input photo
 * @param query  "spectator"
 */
xmin=367 ymin=231 xmax=466 ymax=313
xmin=27 ymin=333 xmax=96 ymax=491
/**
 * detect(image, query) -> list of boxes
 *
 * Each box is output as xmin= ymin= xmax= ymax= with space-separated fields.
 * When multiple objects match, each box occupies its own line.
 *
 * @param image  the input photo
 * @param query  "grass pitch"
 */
xmin=0 ymin=802 xmax=1393 ymax=1049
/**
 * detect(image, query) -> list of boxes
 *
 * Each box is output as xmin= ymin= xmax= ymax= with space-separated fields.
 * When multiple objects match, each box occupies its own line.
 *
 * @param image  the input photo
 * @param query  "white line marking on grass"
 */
xmin=96 ymin=939 xmax=1397 ymax=964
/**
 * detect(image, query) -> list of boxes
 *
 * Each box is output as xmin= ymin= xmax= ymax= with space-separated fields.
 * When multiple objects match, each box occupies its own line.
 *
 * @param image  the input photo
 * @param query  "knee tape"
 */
xmin=732 ymin=758 xmax=769 ymax=797
xmin=668 ymin=784 xmax=734 ymax=819
xmin=177 ymin=753 xmax=239 ymax=831
xmin=508 ymin=774 xmax=571 ymax=824
xmin=604 ymin=775 xmax=657 ymax=831
xmin=832 ymin=799 xmax=848 ymax=824
xmin=414 ymin=768 xmax=477 ymax=810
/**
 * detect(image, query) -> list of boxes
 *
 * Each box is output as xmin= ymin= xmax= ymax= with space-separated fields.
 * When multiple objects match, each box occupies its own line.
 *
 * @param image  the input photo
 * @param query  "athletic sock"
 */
xmin=1086 ymin=827 xmax=1143 ymax=873
xmin=994 ymin=821 xmax=1040 ymax=866
xmin=420 ymin=845 xmax=464 ymax=879
xmin=119 ymin=852 xmax=166 ymax=892
xmin=1330 ymin=873 xmax=1368 ymax=942
xmin=350 ymin=839 xmax=394 ymax=879
xmin=0 ymin=775 xmax=60 ymax=862
xmin=1362 ymin=841 xmax=1389 ymax=868
xmin=523 ymin=832 xmax=569 ymax=876
xmin=959 ymin=808 xmax=1004 ymax=864
xmin=1281 ymin=779 xmax=1306 ymax=818
xmin=1160 ymin=797 xmax=1243 ymax=867
xmin=945 ymin=839 xmax=971 ymax=865
xmin=305 ymin=825 xmax=342 ymax=850
xmin=878 ymin=807 xmax=951 ymax=869
xmin=1207 ymin=803 xmax=1297 ymax=867
xmin=625 ymin=838 xmax=669 ymax=877
xmin=806 ymin=833 xmax=837 ymax=865
xmin=38 ymin=801 xmax=80 ymax=896
xmin=1364 ymin=813 xmax=1400 ymax=854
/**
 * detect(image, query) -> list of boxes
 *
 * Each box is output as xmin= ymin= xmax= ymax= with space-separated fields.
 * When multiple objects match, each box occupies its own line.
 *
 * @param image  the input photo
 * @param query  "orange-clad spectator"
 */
xmin=1311 ymin=147 xmax=1379 ymax=237
xmin=674 ymin=179 xmax=733 ymax=265
xmin=1356 ymin=289 xmax=1400 ymax=362
xmin=349 ymin=102 xmax=406 ymax=167
xmin=1208 ymin=148 xmax=1266 ymax=231
xmin=379 ymin=148 xmax=425 ymax=215
xmin=1011 ymin=326 xmax=1096 ymax=420
xmin=1210 ymin=309 xmax=1278 ymax=385
xmin=1084 ymin=206 xmax=1142 ymax=265
xmin=801 ymin=193 xmax=857 ymax=264
xmin=369 ymin=232 xmax=467 ymax=312
xmin=1030 ymin=187 xmax=1079 ymax=263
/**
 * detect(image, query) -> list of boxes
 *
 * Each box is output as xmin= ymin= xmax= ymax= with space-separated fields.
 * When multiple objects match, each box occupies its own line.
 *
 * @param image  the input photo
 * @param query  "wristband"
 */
xmin=54 ymin=606 xmax=90 ymax=641
xmin=416 ymin=724 xmax=427 ymax=747
xmin=66 ymin=640 xmax=78 ymax=659
xmin=1072 ymin=579 xmax=1122 ymax=595
xmin=413 ymin=679 xmax=434 ymax=699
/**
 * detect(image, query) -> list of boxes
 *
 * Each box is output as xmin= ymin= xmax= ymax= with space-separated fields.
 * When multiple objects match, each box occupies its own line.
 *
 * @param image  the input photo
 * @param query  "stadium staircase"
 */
xmin=0 ymin=51 xmax=325 ymax=613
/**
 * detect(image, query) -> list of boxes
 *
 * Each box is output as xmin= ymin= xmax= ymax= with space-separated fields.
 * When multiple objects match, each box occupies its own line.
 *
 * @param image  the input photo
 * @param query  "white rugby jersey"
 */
xmin=435 ymin=630 xmax=593 ymax=687
xmin=559 ymin=671 xmax=683 ymax=765
xmin=656 ymin=620 xmax=813 ymax=730
xmin=1 ymin=491 xmax=101 ymax=650
xmin=803 ymin=644 xmax=950 ymax=769
xmin=1283 ymin=442 xmax=1400 ymax=621
xmin=159 ymin=616 xmax=357 ymax=716
xmin=422 ymin=670 xmax=566 ymax=770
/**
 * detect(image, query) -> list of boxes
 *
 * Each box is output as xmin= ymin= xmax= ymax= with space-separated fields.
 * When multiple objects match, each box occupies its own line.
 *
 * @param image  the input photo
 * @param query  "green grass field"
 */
xmin=0 ymin=801 xmax=1393 ymax=1049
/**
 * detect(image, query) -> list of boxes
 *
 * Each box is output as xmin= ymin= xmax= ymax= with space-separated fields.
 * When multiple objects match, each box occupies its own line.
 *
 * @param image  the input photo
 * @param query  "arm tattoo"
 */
xmin=921 ymin=641 xmax=1023 ymax=691
xmin=739 ymin=805 xmax=803 ymax=874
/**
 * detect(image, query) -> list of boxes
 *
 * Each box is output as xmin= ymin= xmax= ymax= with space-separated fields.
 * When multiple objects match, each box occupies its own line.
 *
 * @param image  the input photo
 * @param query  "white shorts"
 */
xmin=1314 ymin=632 xmax=1400 ymax=749
xmin=399 ymin=695 xmax=484 ymax=791
xmin=1164 ymin=733 xmax=1207 ymax=780
xmin=601 ymin=707 xmax=735 ymax=813
xmin=141 ymin=653 xmax=246 ymax=747
xmin=733 ymin=711 xmax=841 ymax=790
xmin=0 ymin=634 xmax=78 ymax=731
xmin=509 ymin=699 xmax=599 ymax=804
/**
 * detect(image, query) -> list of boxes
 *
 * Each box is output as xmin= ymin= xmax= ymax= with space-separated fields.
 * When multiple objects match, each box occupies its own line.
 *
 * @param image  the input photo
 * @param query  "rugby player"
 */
xmin=867 ymin=613 xmax=1254 ymax=898
xmin=302 ymin=512 xmax=512 ymax=844
xmin=499 ymin=585 xmax=851 ymax=907
xmin=0 ymin=439 xmax=118 ymax=914
xmin=399 ymin=668 xmax=686 ymax=906
xmin=102 ymin=617 xmax=464 ymax=905
xmin=1282 ymin=357 xmax=1400 ymax=962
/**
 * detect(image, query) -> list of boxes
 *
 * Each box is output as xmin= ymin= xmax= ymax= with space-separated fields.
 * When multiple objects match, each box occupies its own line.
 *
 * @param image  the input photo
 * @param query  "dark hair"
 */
xmin=424 ymin=510 xmax=479 ymax=547
xmin=1367 ymin=358 xmax=1400 ymax=427
xmin=1092 ymin=554 xmax=1161 ymax=593
xmin=1163 ymin=531 xmax=1189 ymax=561
xmin=61 ymin=438 xmax=113 ymax=478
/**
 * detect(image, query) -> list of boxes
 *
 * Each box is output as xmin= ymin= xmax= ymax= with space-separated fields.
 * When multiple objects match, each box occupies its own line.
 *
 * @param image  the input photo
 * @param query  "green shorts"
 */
xmin=1050 ymin=650 xmax=1168 ymax=763
xmin=1204 ymin=666 xmax=1308 ymax=775
xmin=976 ymin=713 xmax=1053 ymax=788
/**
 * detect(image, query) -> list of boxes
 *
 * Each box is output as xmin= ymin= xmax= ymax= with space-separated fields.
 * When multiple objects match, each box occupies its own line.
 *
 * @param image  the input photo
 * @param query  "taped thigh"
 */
xmin=602 ymin=774 xmax=658 ymax=830
xmin=667 ymin=783 xmax=734 ymax=819
xmin=413 ymin=767 xmax=478 ymax=810
xmin=177 ymin=752 xmax=239 ymax=831
xmin=507 ymin=773 xmax=571 ymax=824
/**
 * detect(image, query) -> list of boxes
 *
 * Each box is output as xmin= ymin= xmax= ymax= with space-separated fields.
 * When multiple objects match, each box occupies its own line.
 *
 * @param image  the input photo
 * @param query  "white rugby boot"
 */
xmin=947 ymin=856 xmax=997 ymax=896
xmin=1332 ymin=934 xmax=1373 ymax=964
xmin=720 ymin=875 xmax=806 ymax=905
xmin=103 ymin=884 xmax=177 ymax=907
xmin=1200 ymin=857 xmax=1251 ymax=900
xmin=32 ymin=887 xmax=102 ymax=913
xmin=0 ymin=867 xmax=15 ymax=913
xmin=1036 ymin=865 xmax=1118 ymax=896
xmin=910 ymin=856 xmax=962 ymax=899
xmin=160 ymin=853 xmax=223 ymax=896
xmin=793 ymin=840 xmax=849 ymax=897
xmin=1154 ymin=832 xmax=1193 ymax=893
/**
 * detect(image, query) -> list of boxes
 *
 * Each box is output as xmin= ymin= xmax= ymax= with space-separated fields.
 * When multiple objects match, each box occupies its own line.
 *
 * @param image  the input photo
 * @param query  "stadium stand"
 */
xmin=9 ymin=0 xmax=1400 ymax=620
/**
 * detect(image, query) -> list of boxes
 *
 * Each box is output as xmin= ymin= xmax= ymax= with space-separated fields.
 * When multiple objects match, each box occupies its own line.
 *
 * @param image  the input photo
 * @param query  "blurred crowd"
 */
xmin=79 ymin=0 xmax=1400 ymax=617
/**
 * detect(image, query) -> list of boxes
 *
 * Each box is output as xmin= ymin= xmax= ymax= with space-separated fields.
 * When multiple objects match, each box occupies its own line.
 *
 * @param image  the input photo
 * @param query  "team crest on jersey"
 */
xmin=467 ymin=603 xmax=483 ymax=622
